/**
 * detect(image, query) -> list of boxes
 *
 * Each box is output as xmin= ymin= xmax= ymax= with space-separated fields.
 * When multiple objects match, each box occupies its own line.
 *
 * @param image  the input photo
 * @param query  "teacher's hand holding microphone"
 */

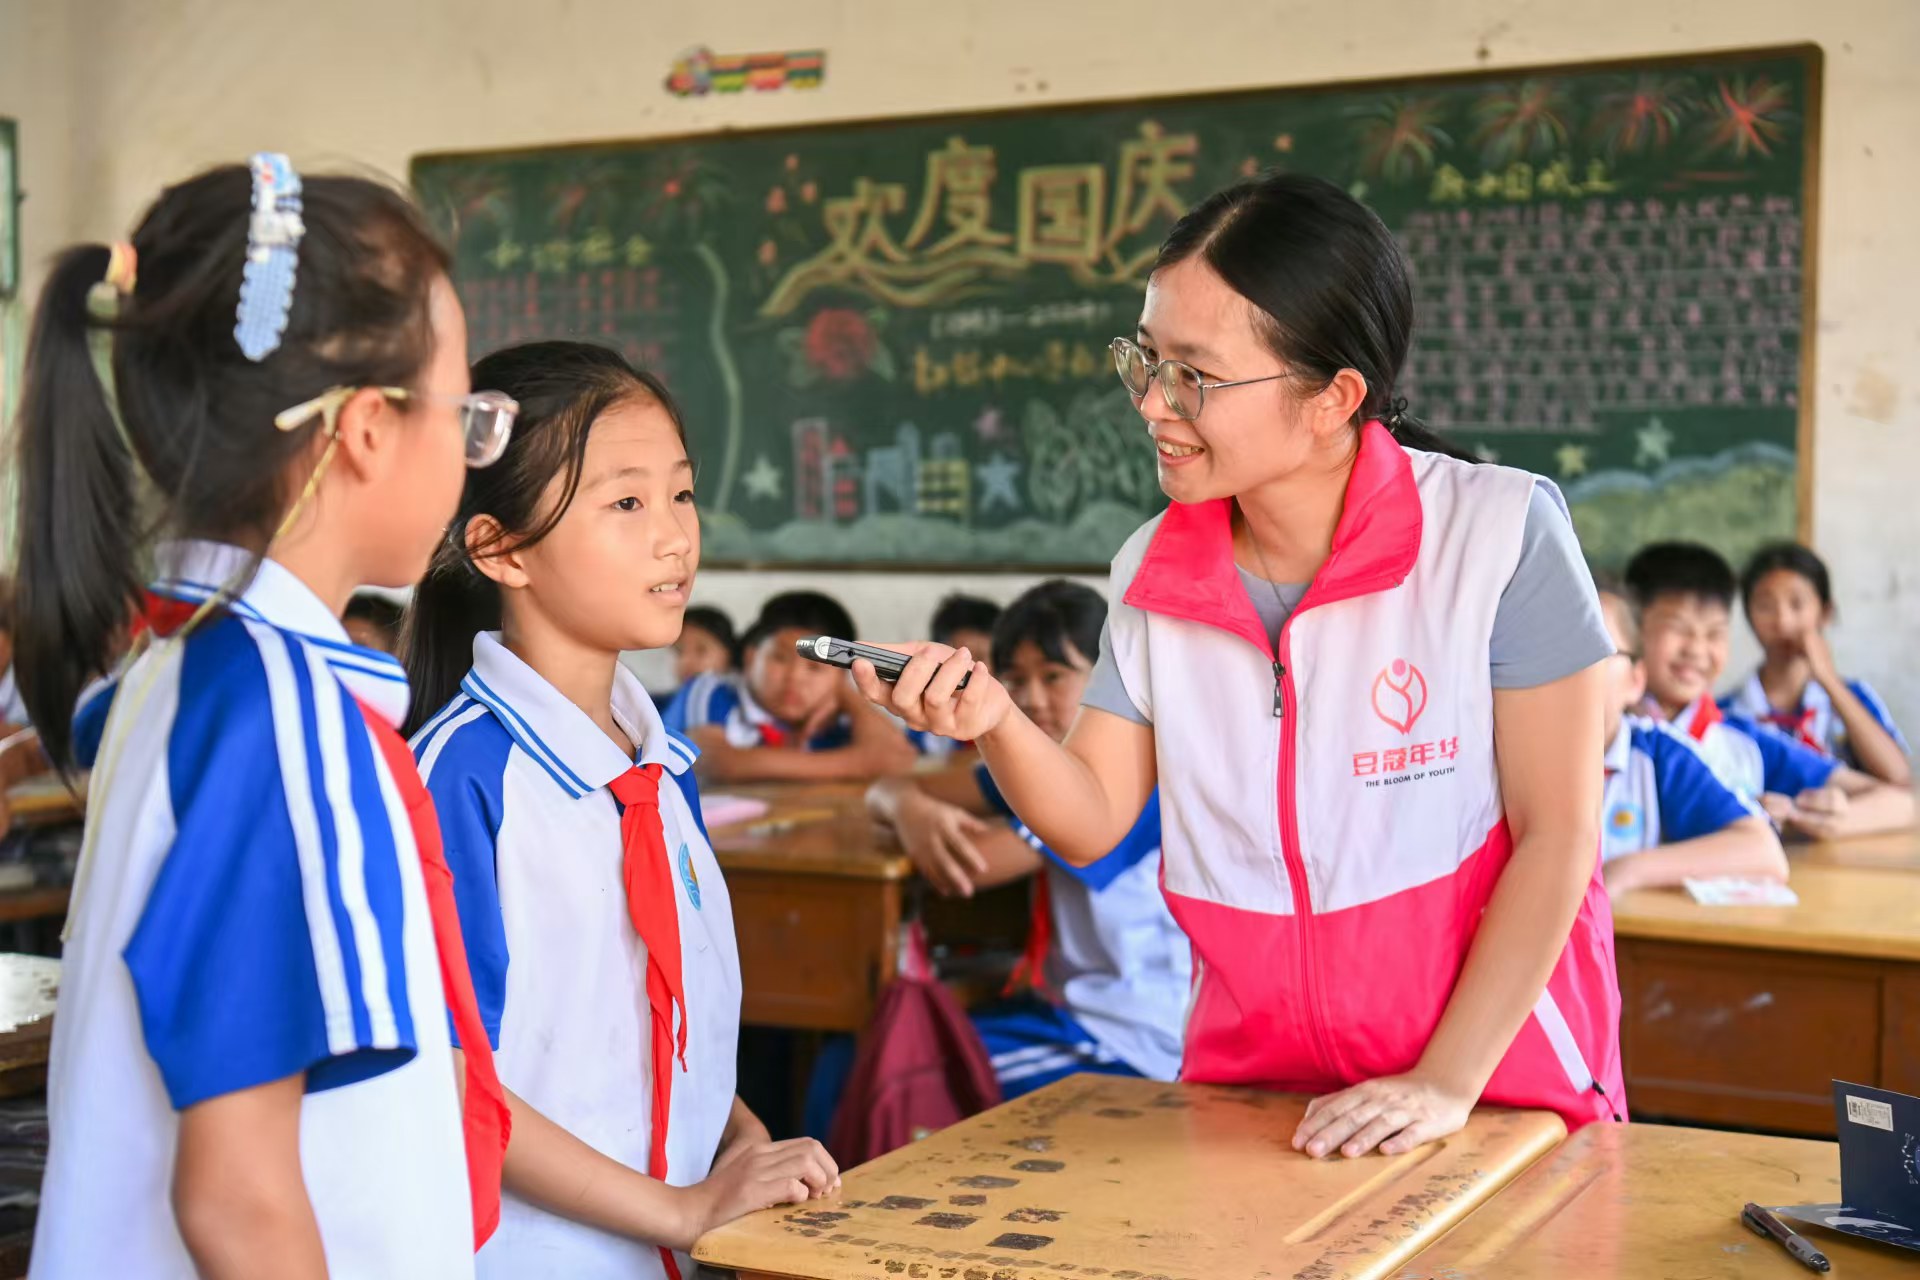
xmin=840 ymin=173 xmax=1624 ymax=1157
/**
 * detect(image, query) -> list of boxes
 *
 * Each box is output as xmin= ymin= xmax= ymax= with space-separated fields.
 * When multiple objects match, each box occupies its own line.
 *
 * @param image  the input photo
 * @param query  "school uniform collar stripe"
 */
xmin=411 ymin=691 xmax=476 ymax=753
xmin=414 ymin=700 xmax=491 ymax=784
xmin=149 ymin=543 xmax=413 ymax=727
xmin=461 ymin=671 xmax=595 ymax=798
xmin=465 ymin=633 xmax=691 ymax=800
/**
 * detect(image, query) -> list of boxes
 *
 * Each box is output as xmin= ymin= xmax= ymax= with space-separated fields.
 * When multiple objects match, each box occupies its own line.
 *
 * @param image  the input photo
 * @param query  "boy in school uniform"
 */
xmin=1624 ymin=542 xmax=1914 ymax=839
xmin=665 ymin=592 xmax=918 ymax=782
xmin=1593 ymin=588 xmax=1786 ymax=896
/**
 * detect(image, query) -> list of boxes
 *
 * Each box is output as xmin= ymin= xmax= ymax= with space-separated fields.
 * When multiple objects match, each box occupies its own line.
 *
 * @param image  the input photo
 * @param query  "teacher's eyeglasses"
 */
xmin=1110 ymin=336 xmax=1293 ymax=421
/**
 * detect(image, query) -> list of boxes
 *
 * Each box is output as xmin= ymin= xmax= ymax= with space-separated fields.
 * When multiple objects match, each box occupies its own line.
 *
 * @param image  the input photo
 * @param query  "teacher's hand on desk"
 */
xmin=1291 ymin=1070 xmax=1475 ymax=1160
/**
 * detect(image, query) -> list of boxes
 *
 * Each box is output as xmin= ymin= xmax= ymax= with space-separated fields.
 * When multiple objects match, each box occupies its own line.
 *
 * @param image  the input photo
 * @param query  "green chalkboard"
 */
xmin=413 ymin=44 xmax=1818 ymax=570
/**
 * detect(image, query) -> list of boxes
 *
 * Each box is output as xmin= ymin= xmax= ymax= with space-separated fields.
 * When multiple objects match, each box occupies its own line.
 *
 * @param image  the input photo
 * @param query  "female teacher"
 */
xmin=857 ymin=173 xmax=1623 ymax=1158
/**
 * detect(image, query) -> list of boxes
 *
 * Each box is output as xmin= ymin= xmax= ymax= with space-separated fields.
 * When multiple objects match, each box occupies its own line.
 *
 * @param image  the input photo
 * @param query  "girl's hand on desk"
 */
xmin=683 ymin=1137 xmax=840 ymax=1245
xmin=1291 ymin=1071 xmax=1473 ymax=1159
xmin=852 ymin=643 xmax=1014 ymax=744
xmin=897 ymin=792 xmax=992 ymax=897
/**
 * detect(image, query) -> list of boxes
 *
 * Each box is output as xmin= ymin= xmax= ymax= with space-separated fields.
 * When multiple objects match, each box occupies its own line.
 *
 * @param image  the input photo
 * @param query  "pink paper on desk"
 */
xmin=701 ymin=794 xmax=771 ymax=828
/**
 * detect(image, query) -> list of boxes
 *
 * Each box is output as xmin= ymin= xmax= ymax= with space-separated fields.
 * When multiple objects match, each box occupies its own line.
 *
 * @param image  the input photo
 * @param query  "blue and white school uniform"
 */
xmin=414 ymin=633 xmax=740 ymax=1280
xmin=663 ymin=670 xmax=853 ymax=751
xmin=34 ymin=542 xmax=472 ymax=1279
xmin=1721 ymin=672 xmax=1909 ymax=767
xmin=1602 ymin=716 xmax=1759 ymax=861
xmin=971 ymin=765 xmax=1190 ymax=1097
xmin=1672 ymin=694 xmax=1839 ymax=801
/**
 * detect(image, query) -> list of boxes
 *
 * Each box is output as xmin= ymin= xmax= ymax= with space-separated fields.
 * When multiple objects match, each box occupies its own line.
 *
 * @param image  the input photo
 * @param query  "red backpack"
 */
xmin=827 ymin=922 xmax=1001 ymax=1165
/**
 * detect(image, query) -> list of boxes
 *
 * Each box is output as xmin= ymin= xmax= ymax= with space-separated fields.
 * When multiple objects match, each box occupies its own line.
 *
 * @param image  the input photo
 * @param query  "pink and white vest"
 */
xmin=1105 ymin=421 xmax=1624 ymax=1129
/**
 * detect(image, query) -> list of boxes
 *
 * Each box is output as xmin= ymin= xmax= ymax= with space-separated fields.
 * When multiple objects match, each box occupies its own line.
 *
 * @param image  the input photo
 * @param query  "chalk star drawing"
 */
xmin=1636 ymin=416 xmax=1673 ymax=467
xmin=743 ymin=454 xmax=784 ymax=501
xmin=1555 ymin=444 xmax=1589 ymax=478
xmin=976 ymin=452 xmax=1023 ymax=514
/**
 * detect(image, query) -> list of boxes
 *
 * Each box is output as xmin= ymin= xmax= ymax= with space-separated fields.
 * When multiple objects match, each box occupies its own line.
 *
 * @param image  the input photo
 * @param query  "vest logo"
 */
xmin=1370 ymin=659 xmax=1428 ymax=735
xmin=678 ymin=843 xmax=702 ymax=911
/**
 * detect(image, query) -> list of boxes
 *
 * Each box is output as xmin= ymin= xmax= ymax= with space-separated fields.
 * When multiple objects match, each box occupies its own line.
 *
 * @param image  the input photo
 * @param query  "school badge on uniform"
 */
xmin=1607 ymin=804 xmax=1644 ymax=845
xmin=678 ymin=843 xmax=702 ymax=910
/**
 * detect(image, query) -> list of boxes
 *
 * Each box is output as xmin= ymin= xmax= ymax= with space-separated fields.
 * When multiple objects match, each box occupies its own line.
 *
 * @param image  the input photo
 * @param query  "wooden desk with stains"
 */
xmin=1612 ymin=834 xmax=1920 ymax=1136
xmin=709 ymin=784 xmax=912 ymax=1032
xmin=1401 ymin=1122 xmax=1907 ymax=1278
xmin=694 ymin=1075 xmax=1566 ymax=1280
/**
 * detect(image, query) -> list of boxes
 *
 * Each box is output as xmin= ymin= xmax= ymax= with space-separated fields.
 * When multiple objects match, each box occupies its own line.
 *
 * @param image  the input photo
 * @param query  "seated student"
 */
xmin=343 ymin=591 xmax=405 ymax=655
xmin=1593 ymin=587 xmax=1785 ymax=896
xmin=913 ymin=594 xmax=1003 ymax=761
xmin=1625 ymin=542 xmax=1914 ymax=839
xmin=665 ymin=591 xmax=918 ymax=782
xmin=867 ymin=581 xmax=1188 ymax=1096
xmin=673 ymin=605 xmax=739 ymax=688
xmin=930 ymin=594 xmax=1001 ymax=660
xmin=1724 ymin=542 xmax=1910 ymax=786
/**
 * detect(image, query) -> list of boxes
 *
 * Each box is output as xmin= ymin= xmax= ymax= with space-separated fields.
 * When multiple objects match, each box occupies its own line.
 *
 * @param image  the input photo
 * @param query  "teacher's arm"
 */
xmin=851 ymin=643 xmax=1157 ymax=864
xmin=1293 ymin=660 xmax=1607 ymax=1159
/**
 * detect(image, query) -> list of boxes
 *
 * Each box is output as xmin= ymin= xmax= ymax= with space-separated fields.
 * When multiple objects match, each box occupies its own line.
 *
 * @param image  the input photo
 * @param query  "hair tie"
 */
xmin=1384 ymin=396 xmax=1410 ymax=429
xmin=234 ymin=153 xmax=306 ymax=362
xmin=103 ymin=242 xmax=138 ymax=295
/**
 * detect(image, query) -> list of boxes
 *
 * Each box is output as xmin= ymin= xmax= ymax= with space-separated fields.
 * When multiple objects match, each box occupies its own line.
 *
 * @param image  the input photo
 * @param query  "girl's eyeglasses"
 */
xmin=1110 ymin=336 xmax=1292 ymax=421
xmin=275 ymin=386 xmax=518 ymax=468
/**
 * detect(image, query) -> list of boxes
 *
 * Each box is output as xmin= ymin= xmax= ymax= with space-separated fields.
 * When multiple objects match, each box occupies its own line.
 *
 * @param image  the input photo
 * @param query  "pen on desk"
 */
xmin=1743 ymin=1202 xmax=1830 ymax=1273
xmin=743 ymin=808 xmax=839 ymax=836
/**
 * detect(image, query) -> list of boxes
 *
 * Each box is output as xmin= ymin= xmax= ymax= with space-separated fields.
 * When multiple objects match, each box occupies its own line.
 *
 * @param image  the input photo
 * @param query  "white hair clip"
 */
xmin=234 ymin=152 xmax=305 ymax=362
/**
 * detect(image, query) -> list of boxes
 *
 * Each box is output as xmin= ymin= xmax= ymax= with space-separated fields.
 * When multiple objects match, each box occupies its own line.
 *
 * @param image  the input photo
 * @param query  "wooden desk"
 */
xmin=2 ymin=779 xmax=82 ymax=831
xmin=694 ymin=1075 xmax=1566 ymax=1280
xmin=1613 ymin=855 xmax=1920 ymax=1135
xmin=1794 ymin=827 xmax=1920 ymax=872
xmin=710 ymin=786 xmax=911 ymax=1032
xmin=1401 ymin=1122 xmax=1906 ymax=1278
xmin=0 ymin=956 xmax=57 ymax=1098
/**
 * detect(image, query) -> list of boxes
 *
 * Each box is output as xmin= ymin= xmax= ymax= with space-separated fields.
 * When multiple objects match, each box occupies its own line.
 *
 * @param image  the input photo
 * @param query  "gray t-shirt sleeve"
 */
xmin=1490 ymin=482 xmax=1616 ymax=689
xmin=1082 ymin=621 xmax=1151 ymax=725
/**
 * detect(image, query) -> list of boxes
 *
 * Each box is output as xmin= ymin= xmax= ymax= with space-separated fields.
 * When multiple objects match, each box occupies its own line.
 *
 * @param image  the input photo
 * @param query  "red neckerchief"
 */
xmin=608 ymin=765 xmax=689 ymax=1280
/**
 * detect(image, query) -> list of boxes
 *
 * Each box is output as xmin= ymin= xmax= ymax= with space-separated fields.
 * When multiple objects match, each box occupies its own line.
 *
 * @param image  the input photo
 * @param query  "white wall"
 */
xmin=4 ymin=0 xmax=1916 ymax=724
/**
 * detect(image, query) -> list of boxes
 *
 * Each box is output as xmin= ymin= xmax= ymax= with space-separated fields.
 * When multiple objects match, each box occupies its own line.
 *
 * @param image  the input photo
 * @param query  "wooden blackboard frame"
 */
xmin=415 ymin=41 xmax=1822 ymax=572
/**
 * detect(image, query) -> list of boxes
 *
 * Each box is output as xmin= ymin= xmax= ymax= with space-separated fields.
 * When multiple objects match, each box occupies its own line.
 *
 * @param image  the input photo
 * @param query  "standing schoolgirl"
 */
xmin=17 ymin=158 xmax=511 ymax=1277
xmin=403 ymin=341 xmax=837 ymax=1280
xmin=858 ymin=174 xmax=1624 ymax=1158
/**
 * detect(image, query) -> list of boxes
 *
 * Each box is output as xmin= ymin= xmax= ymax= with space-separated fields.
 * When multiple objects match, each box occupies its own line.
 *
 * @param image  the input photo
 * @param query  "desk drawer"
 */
xmin=1618 ymin=940 xmax=1883 ymax=1135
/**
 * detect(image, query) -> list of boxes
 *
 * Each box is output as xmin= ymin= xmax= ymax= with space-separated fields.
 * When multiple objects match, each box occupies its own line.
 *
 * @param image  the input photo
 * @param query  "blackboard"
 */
xmin=413 ymin=44 xmax=1818 ymax=570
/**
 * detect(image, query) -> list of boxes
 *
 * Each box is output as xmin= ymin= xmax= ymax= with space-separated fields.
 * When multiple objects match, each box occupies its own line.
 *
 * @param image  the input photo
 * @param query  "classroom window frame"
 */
xmin=0 ymin=118 xmax=16 ymax=301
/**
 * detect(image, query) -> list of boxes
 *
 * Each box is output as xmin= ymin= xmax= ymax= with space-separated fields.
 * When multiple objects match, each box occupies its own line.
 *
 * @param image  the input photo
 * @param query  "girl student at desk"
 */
xmin=854 ymin=173 xmax=1624 ymax=1160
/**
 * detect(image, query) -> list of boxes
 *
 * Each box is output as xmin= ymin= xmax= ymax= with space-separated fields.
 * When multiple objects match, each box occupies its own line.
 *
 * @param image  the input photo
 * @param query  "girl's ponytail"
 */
xmin=400 ymin=531 xmax=503 ymax=738
xmin=13 ymin=245 xmax=142 ymax=767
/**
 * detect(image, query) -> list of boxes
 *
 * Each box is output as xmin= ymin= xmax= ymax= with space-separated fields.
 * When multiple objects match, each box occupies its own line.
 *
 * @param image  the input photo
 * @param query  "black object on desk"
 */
xmin=1743 ymin=1202 xmax=1831 ymax=1273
